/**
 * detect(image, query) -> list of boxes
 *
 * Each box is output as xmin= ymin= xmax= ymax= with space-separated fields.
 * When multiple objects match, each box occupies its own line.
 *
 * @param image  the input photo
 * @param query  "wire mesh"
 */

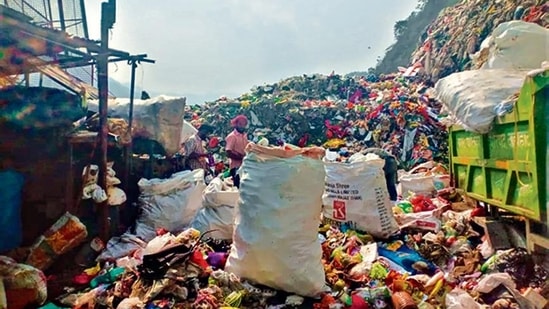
xmin=3 ymin=0 xmax=87 ymax=38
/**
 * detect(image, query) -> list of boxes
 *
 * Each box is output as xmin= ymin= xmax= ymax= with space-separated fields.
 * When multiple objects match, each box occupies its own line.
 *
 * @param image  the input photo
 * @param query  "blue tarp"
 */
xmin=0 ymin=169 xmax=24 ymax=252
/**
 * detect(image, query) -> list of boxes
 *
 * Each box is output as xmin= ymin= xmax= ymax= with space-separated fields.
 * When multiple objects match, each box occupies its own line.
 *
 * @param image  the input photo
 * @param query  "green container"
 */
xmin=448 ymin=68 xmax=548 ymax=224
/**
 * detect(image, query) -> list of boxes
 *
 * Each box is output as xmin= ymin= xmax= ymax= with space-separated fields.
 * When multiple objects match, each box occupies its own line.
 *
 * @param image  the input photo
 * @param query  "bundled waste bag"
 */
xmin=88 ymin=96 xmax=186 ymax=155
xmin=98 ymin=171 xmax=205 ymax=260
xmin=191 ymin=177 xmax=239 ymax=240
xmin=0 ymin=170 xmax=24 ymax=253
xmin=474 ymin=21 xmax=549 ymax=71
xmin=225 ymin=143 xmax=327 ymax=297
xmin=0 ymin=256 xmax=47 ymax=309
xmin=322 ymin=153 xmax=399 ymax=238
xmin=435 ymin=69 xmax=526 ymax=134
xmin=26 ymin=212 xmax=88 ymax=270
xmin=134 ymin=169 xmax=206 ymax=241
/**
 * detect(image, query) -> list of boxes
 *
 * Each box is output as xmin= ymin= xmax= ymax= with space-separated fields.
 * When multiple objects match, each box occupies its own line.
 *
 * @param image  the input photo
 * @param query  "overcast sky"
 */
xmin=84 ymin=1 xmax=418 ymax=103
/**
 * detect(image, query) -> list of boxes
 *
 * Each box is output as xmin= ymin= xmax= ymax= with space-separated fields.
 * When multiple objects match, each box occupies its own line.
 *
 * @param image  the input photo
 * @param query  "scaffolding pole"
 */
xmin=97 ymin=0 xmax=116 ymax=242
xmin=123 ymin=54 xmax=155 ymax=195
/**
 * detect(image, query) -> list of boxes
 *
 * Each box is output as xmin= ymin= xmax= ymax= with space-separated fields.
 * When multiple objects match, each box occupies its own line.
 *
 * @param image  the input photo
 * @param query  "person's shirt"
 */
xmin=225 ymin=129 xmax=248 ymax=169
xmin=184 ymin=134 xmax=206 ymax=170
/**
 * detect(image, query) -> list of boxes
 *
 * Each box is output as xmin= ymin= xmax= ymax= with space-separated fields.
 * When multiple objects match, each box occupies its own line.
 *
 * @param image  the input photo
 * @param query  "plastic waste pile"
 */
xmin=185 ymin=73 xmax=448 ymax=167
xmin=411 ymin=0 xmax=548 ymax=81
xmin=3 ymin=1 xmax=549 ymax=308
xmin=33 ymin=205 xmax=548 ymax=309
xmin=21 ymin=143 xmax=546 ymax=309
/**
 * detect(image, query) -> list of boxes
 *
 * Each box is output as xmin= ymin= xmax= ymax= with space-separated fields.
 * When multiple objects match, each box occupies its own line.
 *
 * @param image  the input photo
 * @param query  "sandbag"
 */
xmin=435 ymin=69 xmax=527 ymax=134
xmin=88 ymin=96 xmax=186 ymax=155
xmin=0 ymin=256 xmax=47 ymax=309
xmin=225 ymin=143 xmax=327 ymax=297
xmin=0 ymin=170 xmax=24 ymax=253
xmin=475 ymin=21 xmax=549 ymax=71
xmin=322 ymin=154 xmax=398 ymax=239
xmin=191 ymin=177 xmax=239 ymax=240
xmin=134 ymin=169 xmax=206 ymax=241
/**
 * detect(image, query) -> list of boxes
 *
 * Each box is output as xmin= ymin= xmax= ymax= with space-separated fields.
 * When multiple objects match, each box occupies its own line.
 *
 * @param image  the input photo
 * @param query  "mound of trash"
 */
xmin=185 ymin=73 xmax=448 ymax=167
xmin=411 ymin=0 xmax=548 ymax=81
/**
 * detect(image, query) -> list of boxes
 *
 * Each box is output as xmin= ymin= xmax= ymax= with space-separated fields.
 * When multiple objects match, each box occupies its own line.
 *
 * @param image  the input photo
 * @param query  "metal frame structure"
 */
xmin=1 ymin=1 xmax=155 ymax=241
xmin=3 ymin=0 xmax=89 ymax=38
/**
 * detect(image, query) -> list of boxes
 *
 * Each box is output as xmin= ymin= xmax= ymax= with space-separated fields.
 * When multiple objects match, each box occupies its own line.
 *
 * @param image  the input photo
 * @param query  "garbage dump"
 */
xmin=20 ymin=157 xmax=547 ymax=308
xmin=1 ymin=0 xmax=548 ymax=309
xmin=184 ymin=72 xmax=449 ymax=169
xmin=16 ymin=107 xmax=549 ymax=308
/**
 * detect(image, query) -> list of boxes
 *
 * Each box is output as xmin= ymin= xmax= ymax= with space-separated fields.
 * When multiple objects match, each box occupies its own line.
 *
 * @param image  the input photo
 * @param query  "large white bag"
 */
xmin=476 ymin=21 xmax=549 ymax=71
xmin=88 ymin=96 xmax=186 ymax=155
xmin=322 ymin=154 xmax=399 ymax=239
xmin=134 ymin=169 xmax=206 ymax=241
xmin=435 ymin=69 xmax=527 ymax=134
xmin=225 ymin=144 xmax=327 ymax=297
xmin=191 ymin=177 xmax=239 ymax=240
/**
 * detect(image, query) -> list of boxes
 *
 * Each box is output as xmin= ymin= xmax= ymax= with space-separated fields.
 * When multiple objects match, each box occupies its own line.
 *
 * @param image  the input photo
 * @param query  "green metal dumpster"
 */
xmin=448 ymin=67 xmax=548 ymax=250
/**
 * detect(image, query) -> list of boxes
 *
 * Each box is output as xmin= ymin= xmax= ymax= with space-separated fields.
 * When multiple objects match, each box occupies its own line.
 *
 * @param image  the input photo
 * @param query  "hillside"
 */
xmin=375 ymin=0 xmax=458 ymax=75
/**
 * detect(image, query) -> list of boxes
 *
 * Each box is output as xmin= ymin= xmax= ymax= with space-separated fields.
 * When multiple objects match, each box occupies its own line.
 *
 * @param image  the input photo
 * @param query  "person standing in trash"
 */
xmin=362 ymin=148 xmax=399 ymax=201
xmin=225 ymin=115 xmax=249 ymax=188
xmin=183 ymin=124 xmax=214 ymax=172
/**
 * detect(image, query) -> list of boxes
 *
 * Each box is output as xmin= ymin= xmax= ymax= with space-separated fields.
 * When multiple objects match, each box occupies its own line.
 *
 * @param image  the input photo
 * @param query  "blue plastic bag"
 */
xmin=377 ymin=240 xmax=437 ymax=275
xmin=0 ymin=169 xmax=25 ymax=252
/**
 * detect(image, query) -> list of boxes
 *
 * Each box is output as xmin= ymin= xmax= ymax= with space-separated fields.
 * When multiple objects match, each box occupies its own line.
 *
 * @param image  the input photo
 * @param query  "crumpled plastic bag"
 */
xmin=74 ymin=286 xmax=108 ymax=309
xmin=92 ymin=187 xmax=108 ymax=203
xmin=474 ymin=272 xmax=516 ymax=294
xmin=143 ymin=233 xmax=176 ymax=255
xmin=97 ymin=233 xmax=147 ymax=261
xmin=107 ymin=187 xmax=127 ymax=206
xmin=445 ymin=288 xmax=482 ymax=309
xmin=116 ymin=297 xmax=144 ymax=309
xmin=474 ymin=273 xmax=537 ymax=309
xmin=191 ymin=177 xmax=239 ymax=240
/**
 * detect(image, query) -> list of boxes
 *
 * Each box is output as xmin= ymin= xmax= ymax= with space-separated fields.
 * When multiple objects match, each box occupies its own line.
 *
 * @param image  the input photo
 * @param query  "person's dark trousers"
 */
xmin=385 ymin=172 xmax=398 ymax=201
xmin=229 ymin=167 xmax=240 ymax=188
xmin=383 ymin=157 xmax=398 ymax=201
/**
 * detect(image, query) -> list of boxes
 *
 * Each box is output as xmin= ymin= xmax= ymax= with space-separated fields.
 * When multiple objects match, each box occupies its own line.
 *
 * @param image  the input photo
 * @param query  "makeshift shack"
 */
xmin=0 ymin=86 xmax=87 ymax=245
